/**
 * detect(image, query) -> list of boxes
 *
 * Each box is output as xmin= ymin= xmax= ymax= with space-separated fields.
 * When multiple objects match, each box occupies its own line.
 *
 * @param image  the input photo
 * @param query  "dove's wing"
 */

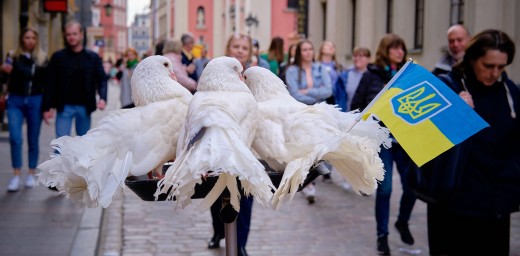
xmin=37 ymin=98 xmax=188 ymax=208
xmin=251 ymin=96 xmax=297 ymax=171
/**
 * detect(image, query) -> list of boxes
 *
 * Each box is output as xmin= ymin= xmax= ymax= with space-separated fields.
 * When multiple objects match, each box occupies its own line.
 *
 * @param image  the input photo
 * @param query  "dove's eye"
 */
xmin=163 ymin=62 xmax=169 ymax=67
xmin=244 ymin=75 xmax=247 ymax=80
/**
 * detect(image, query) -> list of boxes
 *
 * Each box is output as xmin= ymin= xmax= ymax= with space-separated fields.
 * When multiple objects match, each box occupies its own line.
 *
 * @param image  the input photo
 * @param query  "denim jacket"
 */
xmin=285 ymin=62 xmax=332 ymax=105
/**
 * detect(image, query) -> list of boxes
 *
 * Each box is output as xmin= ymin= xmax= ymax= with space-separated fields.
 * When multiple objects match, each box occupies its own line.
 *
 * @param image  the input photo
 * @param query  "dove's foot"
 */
xmin=377 ymin=235 xmax=391 ymax=255
xmin=207 ymin=233 xmax=224 ymax=249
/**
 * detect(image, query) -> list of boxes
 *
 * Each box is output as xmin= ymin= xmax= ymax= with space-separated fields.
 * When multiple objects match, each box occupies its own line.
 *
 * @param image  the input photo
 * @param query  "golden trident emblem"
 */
xmin=396 ymin=86 xmax=441 ymax=120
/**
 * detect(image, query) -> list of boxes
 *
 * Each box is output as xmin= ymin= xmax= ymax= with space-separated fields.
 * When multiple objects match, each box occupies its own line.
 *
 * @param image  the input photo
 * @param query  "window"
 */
xmin=414 ymin=0 xmax=424 ymax=49
xmin=386 ymin=0 xmax=393 ymax=33
xmin=450 ymin=0 xmax=464 ymax=25
xmin=287 ymin=0 xmax=298 ymax=9
xmin=196 ymin=6 xmax=205 ymax=28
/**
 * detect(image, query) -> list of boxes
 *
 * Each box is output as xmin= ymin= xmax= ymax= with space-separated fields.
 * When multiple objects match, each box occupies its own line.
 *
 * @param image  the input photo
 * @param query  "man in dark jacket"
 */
xmin=431 ymin=24 xmax=470 ymax=76
xmin=43 ymin=20 xmax=107 ymax=138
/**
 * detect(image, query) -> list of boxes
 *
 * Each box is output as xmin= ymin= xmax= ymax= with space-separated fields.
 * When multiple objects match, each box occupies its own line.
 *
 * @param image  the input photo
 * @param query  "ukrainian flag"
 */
xmin=361 ymin=60 xmax=488 ymax=166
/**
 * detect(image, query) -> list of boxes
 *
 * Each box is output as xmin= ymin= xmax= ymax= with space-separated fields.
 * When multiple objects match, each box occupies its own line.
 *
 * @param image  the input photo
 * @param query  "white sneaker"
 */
xmin=302 ymin=185 xmax=316 ymax=204
xmin=25 ymin=174 xmax=35 ymax=188
xmin=7 ymin=176 xmax=20 ymax=192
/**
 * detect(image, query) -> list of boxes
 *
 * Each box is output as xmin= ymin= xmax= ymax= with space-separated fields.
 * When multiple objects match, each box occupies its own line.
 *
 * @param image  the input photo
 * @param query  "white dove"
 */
xmin=156 ymin=56 xmax=275 ymax=212
xmin=37 ymin=55 xmax=193 ymax=208
xmin=243 ymin=66 xmax=390 ymax=208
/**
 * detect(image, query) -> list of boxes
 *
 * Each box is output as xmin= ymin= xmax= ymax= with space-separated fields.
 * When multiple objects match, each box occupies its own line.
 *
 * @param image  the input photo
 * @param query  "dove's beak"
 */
xmin=169 ymin=71 xmax=178 ymax=81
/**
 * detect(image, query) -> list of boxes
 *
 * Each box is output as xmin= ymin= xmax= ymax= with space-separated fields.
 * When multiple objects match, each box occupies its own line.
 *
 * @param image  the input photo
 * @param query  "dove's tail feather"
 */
xmin=271 ymin=157 xmax=314 ymax=209
xmin=36 ymin=136 xmax=132 ymax=208
xmin=324 ymin=134 xmax=385 ymax=196
xmin=157 ymin=126 xmax=274 ymax=211
xmin=271 ymin=138 xmax=338 ymax=209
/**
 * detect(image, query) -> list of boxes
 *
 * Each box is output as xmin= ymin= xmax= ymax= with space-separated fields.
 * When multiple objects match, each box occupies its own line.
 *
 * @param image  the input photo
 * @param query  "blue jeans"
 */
xmin=375 ymin=142 xmax=416 ymax=237
xmin=55 ymin=105 xmax=91 ymax=137
xmin=7 ymin=94 xmax=43 ymax=169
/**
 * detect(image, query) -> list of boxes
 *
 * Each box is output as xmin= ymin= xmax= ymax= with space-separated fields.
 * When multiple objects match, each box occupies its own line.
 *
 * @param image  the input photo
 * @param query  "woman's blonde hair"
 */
xmin=162 ymin=40 xmax=183 ymax=54
xmin=224 ymin=33 xmax=252 ymax=62
xmin=317 ymin=41 xmax=336 ymax=63
xmin=14 ymin=27 xmax=47 ymax=66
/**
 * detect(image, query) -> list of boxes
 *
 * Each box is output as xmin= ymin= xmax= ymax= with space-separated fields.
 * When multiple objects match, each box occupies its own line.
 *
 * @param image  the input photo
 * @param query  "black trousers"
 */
xmin=427 ymin=203 xmax=510 ymax=256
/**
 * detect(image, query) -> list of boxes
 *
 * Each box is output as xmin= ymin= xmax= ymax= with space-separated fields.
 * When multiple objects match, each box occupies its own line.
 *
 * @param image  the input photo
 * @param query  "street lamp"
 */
xmin=104 ymin=2 xmax=113 ymax=17
xmin=245 ymin=13 xmax=259 ymax=35
xmin=245 ymin=13 xmax=259 ymax=28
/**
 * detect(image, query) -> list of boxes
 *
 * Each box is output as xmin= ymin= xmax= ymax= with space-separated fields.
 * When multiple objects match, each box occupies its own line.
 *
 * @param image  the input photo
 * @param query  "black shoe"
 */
xmin=207 ymin=233 xmax=224 ymax=249
xmin=377 ymin=235 xmax=391 ymax=255
xmin=395 ymin=221 xmax=414 ymax=245
xmin=238 ymin=247 xmax=248 ymax=256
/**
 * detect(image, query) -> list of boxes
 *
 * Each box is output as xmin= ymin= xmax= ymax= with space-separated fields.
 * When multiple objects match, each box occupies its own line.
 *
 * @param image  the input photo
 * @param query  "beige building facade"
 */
xmin=306 ymin=0 xmax=520 ymax=82
xmin=154 ymin=0 xmax=519 ymax=81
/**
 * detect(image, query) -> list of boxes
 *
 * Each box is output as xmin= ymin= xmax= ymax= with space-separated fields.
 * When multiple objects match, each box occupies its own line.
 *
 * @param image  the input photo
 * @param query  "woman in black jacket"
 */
xmin=0 ymin=27 xmax=48 ymax=192
xmin=427 ymin=29 xmax=519 ymax=256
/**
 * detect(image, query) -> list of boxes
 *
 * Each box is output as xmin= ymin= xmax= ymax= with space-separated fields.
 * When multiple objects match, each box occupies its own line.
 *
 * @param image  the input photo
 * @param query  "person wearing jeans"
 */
xmin=43 ymin=20 xmax=107 ymax=138
xmin=0 ymin=27 xmax=48 ymax=192
xmin=55 ymin=105 xmax=91 ymax=137
xmin=352 ymin=33 xmax=416 ymax=255
xmin=376 ymin=143 xmax=416 ymax=246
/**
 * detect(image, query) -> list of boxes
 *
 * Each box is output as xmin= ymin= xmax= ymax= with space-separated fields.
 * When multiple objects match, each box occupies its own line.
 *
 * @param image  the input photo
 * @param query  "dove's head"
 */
xmin=243 ymin=66 xmax=289 ymax=102
xmin=197 ymin=56 xmax=250 ymax=93
xmin=131 ymin=55 xmax=187 ymax=106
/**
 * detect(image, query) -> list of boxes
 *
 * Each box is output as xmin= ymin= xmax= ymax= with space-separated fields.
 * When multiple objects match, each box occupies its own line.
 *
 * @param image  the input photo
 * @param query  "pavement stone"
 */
xmin=98 ymin=173 xmax=520 ymax=256
xmin=0 ymin=80 xmax=120 ymax=256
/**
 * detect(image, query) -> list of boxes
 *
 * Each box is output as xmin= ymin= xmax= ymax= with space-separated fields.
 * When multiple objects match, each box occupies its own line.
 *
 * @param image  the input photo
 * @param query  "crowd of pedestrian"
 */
xmin=1 ymin=19 xmax=518 ymax=256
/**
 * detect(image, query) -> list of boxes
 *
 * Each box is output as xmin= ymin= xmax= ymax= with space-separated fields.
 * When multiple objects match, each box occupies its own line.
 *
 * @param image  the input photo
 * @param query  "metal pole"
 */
xmin=219 ymin=195 xmax=238 ymax=256
xmin=224 ymin=221 xmax=238 ymax=256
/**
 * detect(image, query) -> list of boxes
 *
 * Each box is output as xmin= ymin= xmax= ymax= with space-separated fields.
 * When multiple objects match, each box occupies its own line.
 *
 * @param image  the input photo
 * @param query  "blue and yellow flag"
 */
xmin=361 ymin=60 xmax=488 ymax=166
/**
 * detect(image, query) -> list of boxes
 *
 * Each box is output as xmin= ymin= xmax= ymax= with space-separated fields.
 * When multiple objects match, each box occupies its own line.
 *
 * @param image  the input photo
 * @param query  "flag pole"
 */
xmin=346 ymin=58 xmax=414 ymax=133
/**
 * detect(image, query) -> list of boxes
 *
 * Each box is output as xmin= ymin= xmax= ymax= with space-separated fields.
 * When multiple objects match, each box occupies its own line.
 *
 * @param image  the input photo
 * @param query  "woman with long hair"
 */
xmin=427 ymin=29 xmax=519 ymax=256
xmin=260 ymin=36 xmax=285 ymax=75
xmin=352 ymin=33 xmax=416 ymax=255
xmin=285 ymin=40 xmax=332 ymax=105
xmin=0 ymin=27 xmax=48 ymax=192
xmin=285 ymin=39 xmax=332 ymax=203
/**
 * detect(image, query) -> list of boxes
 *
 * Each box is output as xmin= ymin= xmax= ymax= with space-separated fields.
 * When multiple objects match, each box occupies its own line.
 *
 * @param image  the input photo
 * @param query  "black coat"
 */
xmin=43 ymin=48 xmax=107 ymax=114
xmin=350 ymin=64 xmax=392 ymax=111
xmin=7 ymin=54 xmax=47 ymax=96
xmin=430 ymin=70 xmax=520 ymax=218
